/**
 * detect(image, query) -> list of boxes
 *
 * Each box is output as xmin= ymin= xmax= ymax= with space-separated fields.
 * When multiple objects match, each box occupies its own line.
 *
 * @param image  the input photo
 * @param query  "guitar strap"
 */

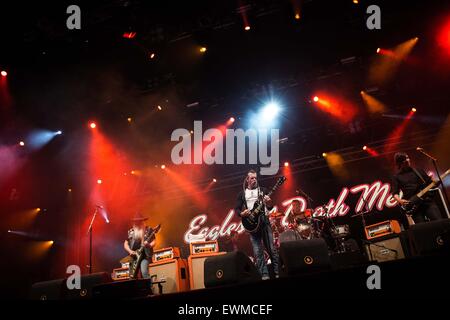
xmin=411 ymin=167 xmax=426 ymax=185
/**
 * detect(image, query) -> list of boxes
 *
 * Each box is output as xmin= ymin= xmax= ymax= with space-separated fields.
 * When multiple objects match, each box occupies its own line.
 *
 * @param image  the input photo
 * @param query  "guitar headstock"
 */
xmin=273 ymin=176 xmax=286 ymax=189
xmin=145 ymin=224 xmax=161 ymax=240
xmin=277 ymin=176 xmax=286 ymax=186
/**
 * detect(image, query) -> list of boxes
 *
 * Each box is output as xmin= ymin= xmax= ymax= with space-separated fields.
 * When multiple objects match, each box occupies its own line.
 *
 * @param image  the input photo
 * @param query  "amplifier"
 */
xmin=112 ymin=267 xmax=129 ymax=281
xmin=365 ymin=235 xmax=406 ymax=262
xmin=365 ymin=220 xmax=401 ymax=240
xmin=188 ymin=252 xmax=226 ymax=290
xmin=190 ymin=240 xmax=219 ymax=255
xmin=152 ymin=247 xmax=181 ymax=263
xmin=149 ymin=258 xmax=189 ymax=294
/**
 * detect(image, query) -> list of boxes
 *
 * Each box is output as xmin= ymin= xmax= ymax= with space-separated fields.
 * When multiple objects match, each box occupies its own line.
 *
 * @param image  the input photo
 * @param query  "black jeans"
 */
xmin=412 ymin=201 xmax=443 ymax=223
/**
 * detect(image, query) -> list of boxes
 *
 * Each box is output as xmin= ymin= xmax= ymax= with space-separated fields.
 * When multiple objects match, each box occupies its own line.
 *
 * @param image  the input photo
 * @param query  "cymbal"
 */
xmin=269 ymin=212 xmax=284 ymax=218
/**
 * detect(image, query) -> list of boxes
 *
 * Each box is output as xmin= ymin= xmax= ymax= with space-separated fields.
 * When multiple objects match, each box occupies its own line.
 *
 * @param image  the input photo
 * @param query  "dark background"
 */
xmin=0 ymin=0 xmax=449 ymax=298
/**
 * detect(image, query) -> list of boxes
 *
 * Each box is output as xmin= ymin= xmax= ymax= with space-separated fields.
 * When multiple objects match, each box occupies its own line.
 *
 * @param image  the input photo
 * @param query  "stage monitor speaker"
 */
xmin=408 ymin=218 xmax=450 ymax=256
xmin=30 ymin=279 xmax=65 ymax=300
xmin=188 ymin=252 xmax=226 ymax=290
xmin=64 ymin=272 xmax=112 ymax=300
xmin=149 ymin=258 xmax=189 ymax=294
xmin=204 ymin=251 xmax=260 ymax=288
xmin=365 ymin=235 xmax=406 ymax=262
xmin=279 ymin=238 xmax=330 ymax=275
xmin=92 ymin=279 xmax=152 ymax=299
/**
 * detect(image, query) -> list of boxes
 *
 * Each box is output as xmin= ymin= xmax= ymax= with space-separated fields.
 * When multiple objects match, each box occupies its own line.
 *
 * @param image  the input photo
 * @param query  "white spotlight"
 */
xmin=261 ymin=102 xmax=280 ymax=121
xmin=56 ymin=130 xmax=62 ymax=135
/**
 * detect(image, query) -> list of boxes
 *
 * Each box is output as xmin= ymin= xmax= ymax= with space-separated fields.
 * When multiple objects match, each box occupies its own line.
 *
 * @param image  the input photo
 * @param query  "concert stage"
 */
xmin=143 ymin=253 xmax=450 ymax=303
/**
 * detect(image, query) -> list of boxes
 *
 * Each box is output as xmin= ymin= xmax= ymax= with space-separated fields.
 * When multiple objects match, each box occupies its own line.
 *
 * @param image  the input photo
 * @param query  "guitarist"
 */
xmin=392 ymin=152 xmax=442 ymax=224
xmin=235 ymin=170 xmax=280 ymax=280
xmin=123 ymin=213 xmax=156 ymax=279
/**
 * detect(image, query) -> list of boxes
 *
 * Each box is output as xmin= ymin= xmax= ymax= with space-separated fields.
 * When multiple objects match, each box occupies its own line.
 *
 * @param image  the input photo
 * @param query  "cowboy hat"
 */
xmin=131 ymin=212 xmax=148 ymax=221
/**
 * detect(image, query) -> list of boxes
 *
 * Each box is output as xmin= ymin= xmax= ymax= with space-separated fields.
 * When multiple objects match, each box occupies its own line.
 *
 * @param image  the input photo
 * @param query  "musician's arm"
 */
xmin=391 ymin=176 xmax=408 ymax=206
xmin=235 ymin=191 xmax=244 ymax=217
xmin=124 ymin=240 xmax=134 ymax=255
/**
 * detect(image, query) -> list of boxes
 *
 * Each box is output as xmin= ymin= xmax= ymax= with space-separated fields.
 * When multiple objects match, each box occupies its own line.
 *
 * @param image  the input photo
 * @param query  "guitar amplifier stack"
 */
xmin=148 ymin=247 xmax=189 ymax=294
xmin=188 ymin=240 xmax=226 ymax=290
xmin=364 ymin=220 xmax=409 ymax=262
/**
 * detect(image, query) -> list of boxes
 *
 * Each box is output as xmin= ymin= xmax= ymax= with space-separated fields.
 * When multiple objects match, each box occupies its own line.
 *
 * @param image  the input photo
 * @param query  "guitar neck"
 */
xmin=417 ymin=170 xmax=450 ymax=198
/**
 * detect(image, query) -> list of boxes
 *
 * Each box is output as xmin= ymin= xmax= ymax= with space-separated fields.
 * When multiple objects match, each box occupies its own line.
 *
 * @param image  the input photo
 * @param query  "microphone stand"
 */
xmin=296 ymin=188 xmax=314 ymax=208
xmin=352 ymin=197 xmax=375 ymax=260
xmin=418 ymin=148 xmax=450 ymax=210
xmin=87 ymin=207 xmax=99 ymax=274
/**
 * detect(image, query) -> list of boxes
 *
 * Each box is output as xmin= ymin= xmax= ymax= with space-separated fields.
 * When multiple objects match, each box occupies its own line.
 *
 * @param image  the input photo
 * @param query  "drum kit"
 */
xmin=269 ymin=209 xmax=351 ymax=253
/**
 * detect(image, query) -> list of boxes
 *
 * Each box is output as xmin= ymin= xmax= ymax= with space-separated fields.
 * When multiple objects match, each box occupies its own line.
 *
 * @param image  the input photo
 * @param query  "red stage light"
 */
xmin=19 ymin=141 xmax=25 ymax=146
xmin=376 ymin=48 xmax=381 ymax=53
xmin=411 ymin=107 xmax=417 ymax=113
xmin=123 ymin=32 xmax=136 ymax=39
xmin=284 ymin=162 xmax=289 ymax=167
xmin=161 ymin=165 xmax=166 ymax=169
xmin=1 ymin=70 xmax=7 ymax=77
xmin=229 ymin=117 xmax=235 ymax=123
xmin=363 ymin=146 xmax=367 ymax=151
xmin=213 ymin=178 xmax=217 ymax=183
xmin=295 ymin=13 xmax=300 ymax=20
xmin=245 ymin=26 xmax=251 ymax=31
xmin=97 ymin=179 xmax=102 ymax=184
xmin=313 ymin=96 xmax=319 ymax=102
xmin=89 ymin=122 xmax=97 ymax=129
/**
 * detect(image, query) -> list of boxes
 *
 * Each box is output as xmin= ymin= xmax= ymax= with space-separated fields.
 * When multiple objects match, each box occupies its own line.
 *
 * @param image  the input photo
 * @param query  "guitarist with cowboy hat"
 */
xmin=123 ymin=212 xmax=157 ymax=279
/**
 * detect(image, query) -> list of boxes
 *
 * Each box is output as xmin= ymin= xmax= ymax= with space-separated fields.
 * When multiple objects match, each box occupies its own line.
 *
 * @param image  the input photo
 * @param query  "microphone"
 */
xmin=416 ymin=147 xmax=437 ymax=161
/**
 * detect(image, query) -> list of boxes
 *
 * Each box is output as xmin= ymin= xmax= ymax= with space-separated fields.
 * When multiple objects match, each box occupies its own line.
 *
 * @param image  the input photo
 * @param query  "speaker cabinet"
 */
xmin=279 ymin=238 xmax=331 ymax=275
xmin=408 ymin=219 xmax=450 ymax=256
xmin=30 ymin=272 xmax=111 ymax=300
xmin=188 ymin=252 xmax=226 ymax=290
xmin=203 ymin=251 xmax=260 ymax=288
xmin=149 ymin=258 xmax=189 ymax=294
xmin=30 ymin=279 xmax=65 ymax=300
xmin=365 ymin=236 xmax=406 ymax=262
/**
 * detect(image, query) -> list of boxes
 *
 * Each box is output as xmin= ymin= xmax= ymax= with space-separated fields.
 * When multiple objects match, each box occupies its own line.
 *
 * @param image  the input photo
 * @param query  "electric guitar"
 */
xmin=241 ymin=176 xmax=286 ymax=233
xmin=129 ymin=224 xmax=161 ymax=279
xmin=400 ymin=169 xmax=450 ymax=216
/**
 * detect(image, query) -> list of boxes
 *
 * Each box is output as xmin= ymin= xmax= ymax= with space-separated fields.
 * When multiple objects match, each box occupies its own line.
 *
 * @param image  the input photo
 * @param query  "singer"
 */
xmin=391 ymin=152 xmax=443 ymax=224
